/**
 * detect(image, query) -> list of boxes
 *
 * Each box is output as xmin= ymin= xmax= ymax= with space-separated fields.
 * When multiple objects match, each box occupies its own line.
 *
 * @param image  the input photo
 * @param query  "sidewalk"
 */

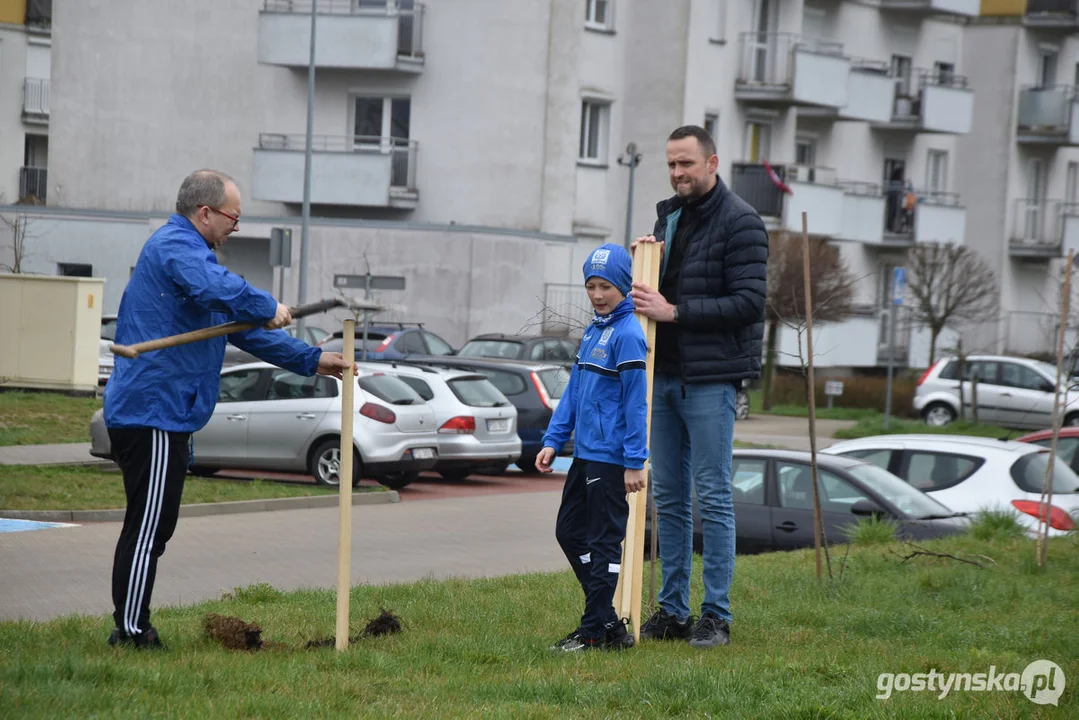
xmin=0 ymin=442 xmax=109 ymax=466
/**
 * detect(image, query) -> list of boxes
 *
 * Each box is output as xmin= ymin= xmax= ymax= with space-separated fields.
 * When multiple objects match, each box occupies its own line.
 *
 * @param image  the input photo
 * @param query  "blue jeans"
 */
xmin=650 ymin=374 xmax=736 ymax=623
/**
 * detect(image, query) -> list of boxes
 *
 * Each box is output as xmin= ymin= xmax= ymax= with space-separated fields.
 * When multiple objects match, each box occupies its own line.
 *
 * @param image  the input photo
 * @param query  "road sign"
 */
xmin=333 ymin=274 xmax=407 ymax=291
xmin=269 ymin=228 xmax=292 ymax=267
xmin=892 ymin=267 xmax=906 ymax=305
xmin=824 ymin=380 xmax=844 ymax=397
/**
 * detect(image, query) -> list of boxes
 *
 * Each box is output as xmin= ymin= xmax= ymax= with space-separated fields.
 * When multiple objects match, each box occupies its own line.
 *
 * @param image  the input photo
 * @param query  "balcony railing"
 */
xmin=883 ymin=186 xmax=960 ymax=235
xmin=257 ymin=133 xmax=417 ymax=188
xmin=730 ymin=162 xmax=787 ymax=217
xmin=262 ymin=0 xmax=424 ymax=59
xmin=736 ymin=32 xmax=844 ymax=87
xmin=19 ymin=167 xmax=47 ymax=203
xmin=1011 ymin=198 xmax=1063 ymax=250
xmin=1017 ymin=85 xmax=1076 ymax=142
xmin=23 ymin=78 xmax=50 ymax=121
xmin=1026 ymin=0 xmax=1079 ymax=17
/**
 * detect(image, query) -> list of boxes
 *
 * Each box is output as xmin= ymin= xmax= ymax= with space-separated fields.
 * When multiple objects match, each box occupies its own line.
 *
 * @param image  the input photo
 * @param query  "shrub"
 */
xmin=768 ymin=373 xmax=918 ymax=417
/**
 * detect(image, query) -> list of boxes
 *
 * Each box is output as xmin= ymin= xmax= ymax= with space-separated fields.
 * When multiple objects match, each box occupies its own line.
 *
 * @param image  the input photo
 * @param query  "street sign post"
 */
xmin=824 ymin=380 xmax=844 ymax=410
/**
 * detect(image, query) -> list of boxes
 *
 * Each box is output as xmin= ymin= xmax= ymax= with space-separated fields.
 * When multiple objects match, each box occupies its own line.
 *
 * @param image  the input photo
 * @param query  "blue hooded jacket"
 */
xmin=104 ymin=214 xmax=321 ymax=433
xmin=542 ymin=247 xmax=649 ymax=470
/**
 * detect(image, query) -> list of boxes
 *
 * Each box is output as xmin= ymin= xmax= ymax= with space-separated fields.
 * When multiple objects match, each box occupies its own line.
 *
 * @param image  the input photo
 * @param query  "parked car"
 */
xmin=458 ymin=333 xmax=578 ymax=367
xmin=1016 ymin=426 xmax=1079 ymax=476
xmin=89 ymin=362 xmax=440 ymax=489
xmin=320 ymin=323 xmax=456 ymax=360
xmin=99 ymin=313 xmax=118 ymax=385
xmin=223 ymin=325 xmax=331 ymax=367
xmin=367 ymin=361 xmax=521 ymax=480
xmin=822 ymin=434 xmax=1079 ymax=537
xmin=395 ymin=356 xmax=572 ymax=471
xmin=644 ymin=449 xmax=970 ymax=555
xmin=913 ymin=354 xmax=1079 ymax=429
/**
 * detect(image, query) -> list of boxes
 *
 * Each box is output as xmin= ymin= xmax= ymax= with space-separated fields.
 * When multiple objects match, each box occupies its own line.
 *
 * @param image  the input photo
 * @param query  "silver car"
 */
xmin=366 ymin=361 xmax=522 ymax=480
xmin=89 ymin=362 xmax=440 ymax=489
xmin=914 ymin=354 xmax=1079 ymax=429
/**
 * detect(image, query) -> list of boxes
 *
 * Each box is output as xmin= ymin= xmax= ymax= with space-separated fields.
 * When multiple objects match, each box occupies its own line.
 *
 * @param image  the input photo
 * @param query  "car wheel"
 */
xmin=735 ymin=390 xmax=750 ymax=421
xmin=378 ymin=471 xmax=418 ymax=490
xmin=476 ymin=463 xmax=509 ymax=476
xmin=439 ymin=469 xmax=474 ymax=482
xmin=188 ymin=466 xmax=219 ymax=478
xmin=309 ymin=438 xmax=361 ymax=488
xmin=515 ymin=453 xmax=538 ymax=473
xmin=922 ymin=402 xmax=956 ymax=427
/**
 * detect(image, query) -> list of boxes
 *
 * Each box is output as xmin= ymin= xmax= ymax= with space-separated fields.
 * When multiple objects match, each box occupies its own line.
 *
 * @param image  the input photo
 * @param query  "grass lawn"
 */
xmin=0 ymin=466 xmax=377 ymax=512
xmin=834 ymin=417 xmax=1023 ymax=441
xmin=0 ymin=532 xmax=1074 ymax=718
xmin=0 ymin=391 xmax=102 ymax=446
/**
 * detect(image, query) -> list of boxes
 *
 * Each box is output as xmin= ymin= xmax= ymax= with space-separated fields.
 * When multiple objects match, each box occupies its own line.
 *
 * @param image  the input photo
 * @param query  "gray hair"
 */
xmin=175 ymin=169 xmax=236 ymax=217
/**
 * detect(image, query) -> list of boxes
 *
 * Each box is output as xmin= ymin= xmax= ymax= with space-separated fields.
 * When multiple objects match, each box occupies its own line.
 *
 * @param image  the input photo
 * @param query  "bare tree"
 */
xmin=906 ymin=243 xmax=999 ymax=366
xmin=0 ymin=212 xmax=35 ymax=273
xmin=762 ymin=231 xmax=857 ymax=410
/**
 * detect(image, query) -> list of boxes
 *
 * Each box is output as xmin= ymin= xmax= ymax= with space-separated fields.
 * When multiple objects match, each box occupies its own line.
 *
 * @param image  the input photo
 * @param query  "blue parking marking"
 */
xmin=0 ymin=519 xmax=78 ymax=534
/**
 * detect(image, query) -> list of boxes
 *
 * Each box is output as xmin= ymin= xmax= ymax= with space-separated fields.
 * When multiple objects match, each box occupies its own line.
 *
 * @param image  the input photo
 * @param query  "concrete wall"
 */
xmin=0 ymin=23 xmax=28 ymax=204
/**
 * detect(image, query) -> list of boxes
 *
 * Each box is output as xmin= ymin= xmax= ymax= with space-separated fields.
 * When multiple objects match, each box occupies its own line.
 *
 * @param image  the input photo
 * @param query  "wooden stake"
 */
xmin=1037 ymin=250 xmax=1073 ymax=567
xmin=336 ymin=318 xmax=356 ymax=651
xmin=801 ymin=213 xmax=824 ymax=580
xmin=615 ymin=241 xmax=661 ymax=641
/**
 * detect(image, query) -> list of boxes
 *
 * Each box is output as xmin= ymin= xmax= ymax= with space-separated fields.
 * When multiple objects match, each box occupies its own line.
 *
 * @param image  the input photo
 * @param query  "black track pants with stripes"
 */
xmin=108 ymin=427 xmax=190 ymax=636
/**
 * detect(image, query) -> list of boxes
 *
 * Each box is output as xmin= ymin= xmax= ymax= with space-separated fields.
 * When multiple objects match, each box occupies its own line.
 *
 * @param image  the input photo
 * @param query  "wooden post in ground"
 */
xmin=336 ymin=318 xmax=356 ymax=651
xmin=801 ymin=213 xmax=824 ymax=580
xmin=1037 ymin=250 xmax=1074 ymax=567
xmin=614 ymin=241 xmax=661 ymax=641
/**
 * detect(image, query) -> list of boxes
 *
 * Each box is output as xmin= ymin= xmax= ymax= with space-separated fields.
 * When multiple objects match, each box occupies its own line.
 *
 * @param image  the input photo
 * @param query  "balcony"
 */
xmin=730 ymin=163 xmax=845 ymax=236
xmin=878 ymin=0 xmax=980 ymax=17
xmin=1016 ymin=86 xmax=1079 ymax=145
xmin=838 ymin=182 xmax=886 ymax=244
xmin=838 ymin=60 xmax=894 ymax=123
xmin=873 ymin=70 xmax=974 ymax=134
xmin=258 ymin=0 xmax=424 ymax=72
xmin=735 ymin=33 xmax=850 ymax=109
xmin=1025 ymin=0 xmax=1079 ymax=29
xmin=883 ymin=187 xmax=966 ymax=245
xmin=19 ymin=167 xmax=47 ymax=204
xmin=252 ymin=134 xmax=418 ymax=209
xmin=22 ymin=78 xmax=49 ymax=125
xmin=1009 ymin=199 xmax=1063 ymax=259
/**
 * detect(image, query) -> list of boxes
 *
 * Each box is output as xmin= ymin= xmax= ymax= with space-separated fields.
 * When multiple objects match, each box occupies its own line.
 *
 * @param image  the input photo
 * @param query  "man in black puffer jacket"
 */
xmin=629 ymin=125 xmax=767 ymax=649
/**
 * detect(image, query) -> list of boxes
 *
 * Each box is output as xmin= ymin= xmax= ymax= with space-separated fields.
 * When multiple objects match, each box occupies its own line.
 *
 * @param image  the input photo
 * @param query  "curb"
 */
xmin=1 ymin=490 xmax=400 ymax=523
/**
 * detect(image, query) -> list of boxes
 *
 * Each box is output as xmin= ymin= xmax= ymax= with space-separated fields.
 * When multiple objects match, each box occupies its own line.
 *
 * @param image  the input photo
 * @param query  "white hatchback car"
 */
xmin=822 ymin=434 xmax=1079 ymax=537
xmin=366 ymin=360 xmax=522 ymax=480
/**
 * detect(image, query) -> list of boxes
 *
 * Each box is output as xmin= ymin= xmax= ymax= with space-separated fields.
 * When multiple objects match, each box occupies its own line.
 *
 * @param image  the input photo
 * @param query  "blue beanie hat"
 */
xmin=583 ymin=243 xmax=632 ymax=296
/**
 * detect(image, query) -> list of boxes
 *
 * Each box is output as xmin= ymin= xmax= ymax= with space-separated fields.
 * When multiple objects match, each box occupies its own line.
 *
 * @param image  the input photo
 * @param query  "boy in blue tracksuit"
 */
xmin=536 ymin=243 xmax=649 ymax=652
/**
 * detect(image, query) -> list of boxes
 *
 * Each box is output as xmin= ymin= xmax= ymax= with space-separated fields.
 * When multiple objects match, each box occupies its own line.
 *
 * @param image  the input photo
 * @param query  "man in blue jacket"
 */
xmin=630 ymin=126 xmax=768 ymax=649
xmin=104 ymin=169 xmax=351 ymax=649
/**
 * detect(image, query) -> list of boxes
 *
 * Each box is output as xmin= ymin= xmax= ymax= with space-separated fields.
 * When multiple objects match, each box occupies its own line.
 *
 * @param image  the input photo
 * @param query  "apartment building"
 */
xmin=0 ymin=0 xmax=50 ymax=207
xmin=960 ymin=0 xmax=1079 ymax=358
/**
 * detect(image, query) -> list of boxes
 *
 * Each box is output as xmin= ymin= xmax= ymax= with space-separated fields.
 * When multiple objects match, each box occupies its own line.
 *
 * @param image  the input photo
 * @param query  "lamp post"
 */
xmin=296 ymin=0 xmax=318 ymax=339
xmin=617 ymin=142 xmax=643 ymax=250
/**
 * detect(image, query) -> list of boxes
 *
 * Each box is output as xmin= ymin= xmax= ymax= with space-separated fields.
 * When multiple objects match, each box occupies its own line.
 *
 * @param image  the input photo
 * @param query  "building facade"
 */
xmin=0 ymin=0 xmax=50 ymax=207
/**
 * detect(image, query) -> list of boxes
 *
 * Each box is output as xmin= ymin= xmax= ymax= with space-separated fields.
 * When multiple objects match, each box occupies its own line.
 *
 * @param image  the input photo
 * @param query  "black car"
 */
xmin=458 ymin=333 xmax=577 ymax=368
xmin=393 ymin=355 xmax=573 ymax=471
xmin=645 ymin=449 xmax=969 ymax=555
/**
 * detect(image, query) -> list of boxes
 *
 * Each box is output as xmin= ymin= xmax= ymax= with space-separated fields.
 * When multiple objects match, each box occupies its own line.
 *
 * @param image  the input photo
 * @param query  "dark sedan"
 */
xmin=645 ymin=449 xmax=969 ymax=555
xmin=457 ymin=333 xmax=577 ymax=368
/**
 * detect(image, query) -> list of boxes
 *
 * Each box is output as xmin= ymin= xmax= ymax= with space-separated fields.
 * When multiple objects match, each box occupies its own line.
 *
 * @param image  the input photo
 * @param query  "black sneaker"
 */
xmin=108 ymin=626 xmax=165 ymax=650
xmin=107 ymin=627 xmax=132 ymax=647
xmin=689 ymin=613 xmax=730 ymax=649
xmin=639 ymin=608 xmax=694 ymax=641
xmin=560 ymin=635 xmax=600 ymax=652
xmin=600 ymin=619 xmax=635 ymax=651
xmin=549 ymin=626 xmax=581 ymax=651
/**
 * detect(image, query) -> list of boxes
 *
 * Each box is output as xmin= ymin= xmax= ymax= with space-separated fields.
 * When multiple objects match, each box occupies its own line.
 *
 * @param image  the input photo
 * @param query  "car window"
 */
xmin=459 ymin=340 xmax=524 ymax=359
xmin=731 ymin=459 xmax=766 ymax=505
xmin=218 ymin=368 xmax=265 ymax=403
xmin=471 ymin=368 xmax=528 ymax=396
xmin=1010 ymin=451 xmax=1079 ymax=494
xmin=530 ymin=342 xmax=547 ymax=361
xmin=903 ymin=451 xmax=983 ymax=491
xmin=101 ymin=318 xmax=118 ymax=342
xmin=396 ymin=375 xmax=434 ymax=401
xmin=846 ymin=464 xmax=956 ymax=518
xmin=841 ymin=448 xmax=893 ymax=471
xmin=777 ymin=462 xmax=870 ymax=512
xmin=938 ymin=361 xmax=959 ymax=380
xmin=1030 ymin=436 xmax=1079 ymax=467
xmin=320 ymin=334 xmax=389 ymax=354
xmin=358 ymin=374 xmax=424 ymax=405
xmin=307 ymin=326 xmax=329 ymax=345
xmin=394 ymin=331 xmax=426 ymax=355
xmin=447 ymin=377 xmax=510 ymax=408
xmin=424 ymin=332 xmax=455 ymax=356
xmin=1000 ymin=363 xmax=1050 ymax=392
xmin=537 ymin=367 xmax=570 ymax=399
xmin=939 ymin=360 xmax=999 ymax=384
xmin=267 ymin=369 xmax=337 ymax=400
xmin=559 ymin=340 xmax=578 ymax=360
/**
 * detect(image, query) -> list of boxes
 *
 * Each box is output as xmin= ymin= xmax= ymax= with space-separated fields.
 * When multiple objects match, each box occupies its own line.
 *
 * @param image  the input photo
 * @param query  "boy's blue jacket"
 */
xmin=542 ymin=297 xmax=649 ymax=469
xmin=104 ymin=214 xmax=321 ymax=433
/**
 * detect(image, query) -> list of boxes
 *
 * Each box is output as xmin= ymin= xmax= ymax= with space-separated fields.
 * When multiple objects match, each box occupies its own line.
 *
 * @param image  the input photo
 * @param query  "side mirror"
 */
xmin=850 ymin=498 xmax=887 ymax=517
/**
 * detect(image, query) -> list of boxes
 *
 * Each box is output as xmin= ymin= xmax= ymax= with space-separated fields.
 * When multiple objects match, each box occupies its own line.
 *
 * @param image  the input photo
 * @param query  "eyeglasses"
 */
xmin=202 ymin=205 xmax=240 ymax=229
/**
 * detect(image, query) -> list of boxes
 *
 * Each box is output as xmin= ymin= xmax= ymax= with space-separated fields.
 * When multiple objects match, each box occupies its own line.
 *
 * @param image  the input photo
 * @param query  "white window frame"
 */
xmin=795 ymin=134 xmax=817 ymax=167
xmin=350 ymin=94 xmax=411 ymax=152
xmin=926 ymin=149 xmax=948 ymax=196
xmin=578 ymin=99 xmax=611 ymax=164
xmin=585 ymin=0 xmax=614 ymax=31
xmin=743 ymin=121 xmax=772 ymax=163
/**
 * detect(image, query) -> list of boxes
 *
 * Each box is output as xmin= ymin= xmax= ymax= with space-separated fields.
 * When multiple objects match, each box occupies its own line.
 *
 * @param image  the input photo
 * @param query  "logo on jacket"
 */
xmin=598 ymin=327 xmax=614 ymax=346
xmin=589 ymin=249 xmax=610 ymax=269
xmin=591 ymin=347 xmax=608 ymax=361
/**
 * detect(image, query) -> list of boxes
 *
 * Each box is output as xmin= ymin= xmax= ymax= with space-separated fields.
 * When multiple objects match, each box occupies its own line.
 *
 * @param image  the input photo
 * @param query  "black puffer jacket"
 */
xmin=651 ymin=176 xmax=768 ymax=383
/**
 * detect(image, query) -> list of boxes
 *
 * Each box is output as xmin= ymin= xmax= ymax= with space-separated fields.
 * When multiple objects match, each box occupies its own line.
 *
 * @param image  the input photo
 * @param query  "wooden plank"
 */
xmin=336 ymin=319 xmax=356 ymax=651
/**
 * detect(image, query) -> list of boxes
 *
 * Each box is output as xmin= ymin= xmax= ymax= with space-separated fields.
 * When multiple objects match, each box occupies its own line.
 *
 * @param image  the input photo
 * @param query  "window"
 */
xmin=1066 ymin=161 xmax=1078 ymax=206
xmin=926 ymin=150 xmax=948 ymax=195
xmin=537 ymin=367 xmax=570 ymax=399
xmin=473 ymin=368 xmax=528 ymax=397
xmin=937 ymin=360 xmax=1000 ymax=384
xmin=585 ymin=0 xmax=613 ymax=30
xmin=844 ymin=449 xmax=894 ymax=471
xmin=704 ymin=113 xmax=718 ymax=140
xmin=743 ymin=121 xmax=771 ymax=163
xmin=267 ymin=369 xmax=337 ymax=400
xmin=879 ymin=262 xmax=900 ymax=309
xmin=903 ymin=451 xmax=983 ymax=491
xmin=891 ymin=55 xmax=913 ymax=98
xmin=731 ymin=458 xmax=766 ymax=505
xmin=358 ymin=374 xmax=424 ymax=405
xmin=712 ymin=0 xmax=727 ymax=42
xmin=394 ymin=331 xmax=426 ymax=355
xmin=795 ymin=136 xmax=816 ymax=166
xmin=423 ymin=332 xmax=455 ymax=356
xmin=933 ymin=61 xmax=954 ymax=85
xmin=1010 ymin=452 xmax=1079 ymax=494
xmin=579 ymin=100 xmax=610 ymax=163
xmin=999 ymin=363 xmax=1052 ymax=392
xmin=397 ymin=376 xmax=434 ymax=401
xmin=1038 ymin=52 xmax=1058 ymax=88
xmin=776 ymin=463 xmax=870 ymax=512
xmin=218 ymin=369 xmax=265 ymax=403
xmin=529 ymin=342 xmax=547 ymax=361
xmin=447 ymin=377 xmax=509 ymax=408
xmin=1030 ymin=436 xmax=1079 ymax=468
xmin=353 ymin=96 xmax=411 ymax=142
xmin=57 ymin=263 xmax=92 ymax=277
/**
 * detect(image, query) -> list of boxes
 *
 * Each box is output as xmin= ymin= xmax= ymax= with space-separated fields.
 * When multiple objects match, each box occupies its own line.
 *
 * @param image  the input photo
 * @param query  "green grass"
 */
xmin=1 ymin=534 xmax=1075 ymax=718
xmin=0 ymin=390 xmax=102 ymax=446
xmin=0 ymin=466 xmax=379 ymax=511
xmin=833 ymin=417 xmax=1022 ymax=441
